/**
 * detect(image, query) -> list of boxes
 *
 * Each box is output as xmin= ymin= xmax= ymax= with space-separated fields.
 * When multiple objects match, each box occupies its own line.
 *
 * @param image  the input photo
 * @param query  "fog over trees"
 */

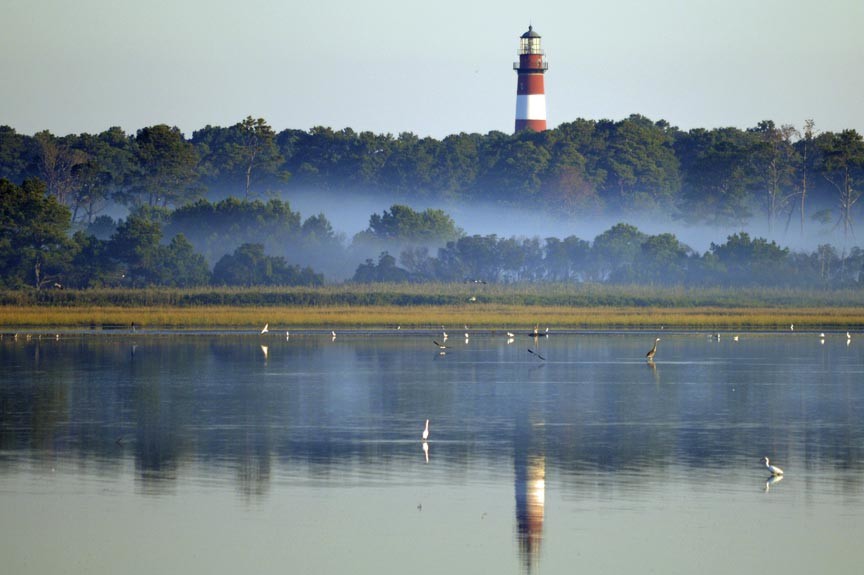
xmin=1 ymin=115 xmax=863 ymax=289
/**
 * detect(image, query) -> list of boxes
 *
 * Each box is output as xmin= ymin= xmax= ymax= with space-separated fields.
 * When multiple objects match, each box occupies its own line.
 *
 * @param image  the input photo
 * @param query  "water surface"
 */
xmin=2 ymin=330 xmax=863 ymax=574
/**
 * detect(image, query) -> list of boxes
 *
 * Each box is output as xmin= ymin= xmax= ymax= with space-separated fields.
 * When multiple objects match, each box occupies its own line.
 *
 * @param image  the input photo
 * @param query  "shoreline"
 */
xmin=2 ymin=304 xmax=862 ymax=329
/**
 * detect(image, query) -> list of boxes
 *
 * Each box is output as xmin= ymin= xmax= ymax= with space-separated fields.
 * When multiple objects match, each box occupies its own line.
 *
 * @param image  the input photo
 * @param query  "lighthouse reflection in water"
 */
xmin=515 ymin=416 xmax=546 ymax=574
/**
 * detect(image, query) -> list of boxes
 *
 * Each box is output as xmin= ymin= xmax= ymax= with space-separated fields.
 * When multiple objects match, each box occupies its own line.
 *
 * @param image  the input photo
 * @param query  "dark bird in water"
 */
xmin=433 ymin=340 xmax=449 ymax=350
xmin=528 ymin=348 xmax=546 ymax=361
xmin=646 ymin=337 xmax=660 ymax=361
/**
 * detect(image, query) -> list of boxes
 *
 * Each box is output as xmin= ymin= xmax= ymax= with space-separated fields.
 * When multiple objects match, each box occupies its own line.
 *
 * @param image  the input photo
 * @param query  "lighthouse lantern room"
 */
xmin=513 ymin=25 xmax=548 ymax=133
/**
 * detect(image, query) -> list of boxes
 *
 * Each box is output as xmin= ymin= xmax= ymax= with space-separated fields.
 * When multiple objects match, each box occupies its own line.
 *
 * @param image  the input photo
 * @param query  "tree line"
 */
xmin=2 ymin=178 xmax=862 ymax=290
xmin=1 ymin=116 xmax=863 ymax=237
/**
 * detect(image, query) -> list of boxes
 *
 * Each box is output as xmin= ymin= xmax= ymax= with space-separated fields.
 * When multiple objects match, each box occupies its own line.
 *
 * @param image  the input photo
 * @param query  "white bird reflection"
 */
xmin=422 ymin=441 xmax=429 ymax=463
xmin=764 ymin=474 xmax=784 ymax=493
xmin=260 ymin=345 xmax=268 ymax=359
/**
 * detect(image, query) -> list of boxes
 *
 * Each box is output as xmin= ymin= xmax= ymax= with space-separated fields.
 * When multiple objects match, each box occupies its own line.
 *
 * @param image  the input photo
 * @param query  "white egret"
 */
xmin=331 ymin=330 xmax=336 ymax=338
xmin=733 ymin=335 xmax=739 ymax=342
xmin=646 ymin=338 xmax=660 ymax=361
xmin=286 ymin=331 xmax=290 ymax=340
xmin=261 ymin=323 xmax=269 ymax=334
xmin=506 ymin=332 xmax=514 ymax=338
xmin=422 ymin=419 xmax=430 ymax=441
xmin=761 ymin=456 xmax=784 ymax=476
xmin=847 ymin=331 xmax=852 ymax=340
xmin=790 ymin=323 xmax=794 ymax=331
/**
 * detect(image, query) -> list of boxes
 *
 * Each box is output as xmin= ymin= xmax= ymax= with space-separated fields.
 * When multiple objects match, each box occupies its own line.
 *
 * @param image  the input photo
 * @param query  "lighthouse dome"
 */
xmin=521 ymin=25 xmax=541 ymax=38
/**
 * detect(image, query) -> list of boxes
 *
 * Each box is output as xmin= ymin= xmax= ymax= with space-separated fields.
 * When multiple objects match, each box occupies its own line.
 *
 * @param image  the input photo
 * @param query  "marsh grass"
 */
xmin=2 ymin=284 xmax=863 ymax=328
xmin=2 ymin=303 xmax=862 ymax=329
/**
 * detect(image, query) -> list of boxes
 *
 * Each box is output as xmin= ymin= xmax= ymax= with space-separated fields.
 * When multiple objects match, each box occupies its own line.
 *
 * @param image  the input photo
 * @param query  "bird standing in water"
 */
xmin=646 ymin=337 xmax=660 ymax=361
xmin=422 ymin=419 xmax=430 ymax=441
xmin=761 ymin=456 xmax=784 ymax=476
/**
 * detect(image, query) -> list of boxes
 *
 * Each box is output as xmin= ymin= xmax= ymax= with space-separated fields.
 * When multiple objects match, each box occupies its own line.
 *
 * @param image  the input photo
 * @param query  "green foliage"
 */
xmin=132 ymin=124 xmax=201 ymax=207
xmin=354 ymin=204 xmax=463 ymax=246
xmin=212 ymin=243 xmax=323 ymax=287
xmin=353 ymin=252 xmax=410 ymax=283
xmin=0 ymin=178 xmax=72 ymax=289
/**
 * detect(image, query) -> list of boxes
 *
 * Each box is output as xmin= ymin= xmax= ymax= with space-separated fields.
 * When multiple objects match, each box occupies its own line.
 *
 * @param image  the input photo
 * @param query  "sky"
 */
xmin=2 ymin=0 xmax=863 ymax=139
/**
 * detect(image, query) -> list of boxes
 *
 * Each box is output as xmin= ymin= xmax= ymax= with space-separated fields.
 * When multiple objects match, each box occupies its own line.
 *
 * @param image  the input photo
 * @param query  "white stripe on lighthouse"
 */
xmin=515 ymin=94 xmax=547 ymax=121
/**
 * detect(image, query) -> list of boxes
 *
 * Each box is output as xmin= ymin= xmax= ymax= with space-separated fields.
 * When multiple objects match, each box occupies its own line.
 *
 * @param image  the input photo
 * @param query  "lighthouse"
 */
xmin=514 ymin=25 xmax=548 ymax=132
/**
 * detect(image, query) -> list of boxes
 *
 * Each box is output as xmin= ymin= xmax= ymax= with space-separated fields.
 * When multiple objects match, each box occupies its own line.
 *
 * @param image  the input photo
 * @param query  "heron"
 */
xmin=422 ymin=419 xmax=430 ymax=441
xmin=286 ymin=331 xmax=290 ymax=340
xmin=506 ymin=332 xmax=514 ymax=338
xmin=761 ymin=456 xmax=783 ymax=476
xmin=528 ymin=348 xmax=546 ymax=361
xmin=331 ymin=330 xmax=336 ymax=339
xmin=847 ymin=331 xmax=852 ymax=340
xmin=646 ymin=337 xmax=660 ymax=361
xmin=261 ymin=323 xmax=269 ymax=335
xmin=733 ymin=335 xmax=739 ymax=342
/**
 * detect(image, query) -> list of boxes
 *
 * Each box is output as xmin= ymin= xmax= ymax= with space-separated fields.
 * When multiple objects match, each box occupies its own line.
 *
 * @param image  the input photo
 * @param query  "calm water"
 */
xmin=2 ymin=330 xmax=864 ymax=574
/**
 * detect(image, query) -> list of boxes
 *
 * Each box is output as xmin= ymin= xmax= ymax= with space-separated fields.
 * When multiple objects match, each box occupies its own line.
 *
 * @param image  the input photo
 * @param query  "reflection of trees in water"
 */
xmin=4 ymin=336 xmax=864 ymax=501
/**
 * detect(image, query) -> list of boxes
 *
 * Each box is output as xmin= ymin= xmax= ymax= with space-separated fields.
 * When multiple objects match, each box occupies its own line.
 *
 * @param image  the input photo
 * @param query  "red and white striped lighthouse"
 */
xmin=514 ymin=25 xmax=548 ymax=133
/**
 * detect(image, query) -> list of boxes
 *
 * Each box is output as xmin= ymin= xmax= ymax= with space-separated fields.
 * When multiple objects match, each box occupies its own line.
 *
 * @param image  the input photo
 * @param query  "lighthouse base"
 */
xmin=515 ymin=119 xmax=547 ymax=132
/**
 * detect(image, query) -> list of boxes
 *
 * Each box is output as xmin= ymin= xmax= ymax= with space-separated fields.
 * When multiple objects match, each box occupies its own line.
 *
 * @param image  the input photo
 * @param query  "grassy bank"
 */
xmin=2 ymin=284 xmax=863 ymax=329
xmin=2 ymin=302 xmax=863 ymax=330
xmin=3 ymin=283 xmax=864 ymax=308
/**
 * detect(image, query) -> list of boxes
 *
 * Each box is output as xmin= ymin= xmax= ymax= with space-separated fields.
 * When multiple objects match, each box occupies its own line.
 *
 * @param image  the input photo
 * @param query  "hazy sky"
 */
xmin=2 ymin=0 xmax=862 ymax=138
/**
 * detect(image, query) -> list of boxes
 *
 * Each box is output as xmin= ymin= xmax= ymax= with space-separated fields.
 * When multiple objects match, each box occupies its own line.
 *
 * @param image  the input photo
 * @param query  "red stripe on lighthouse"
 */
xmin=517 ymin=75 xmax=545 ymax=95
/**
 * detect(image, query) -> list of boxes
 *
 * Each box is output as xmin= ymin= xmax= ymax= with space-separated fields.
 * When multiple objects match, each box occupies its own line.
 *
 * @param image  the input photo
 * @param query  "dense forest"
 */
xmin=1 ymin=116 xmax=863 ymax=289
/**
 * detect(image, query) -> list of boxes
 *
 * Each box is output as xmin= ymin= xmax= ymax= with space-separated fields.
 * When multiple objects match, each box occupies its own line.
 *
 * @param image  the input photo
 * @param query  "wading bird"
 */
xmin=433 ymin=340 xmax=449 ymax=350
xmin=761 ymin=456 xmax=784 ymax=476
xmin=528 ymin=348 xmax=546 ymax=361
xmin=422 ymin=419 xmax=430 ymax=441
xmin=646 ymin=337 xmax=660 ymax=361
xmin=261 ymin=323 xmax=269 ymax=334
